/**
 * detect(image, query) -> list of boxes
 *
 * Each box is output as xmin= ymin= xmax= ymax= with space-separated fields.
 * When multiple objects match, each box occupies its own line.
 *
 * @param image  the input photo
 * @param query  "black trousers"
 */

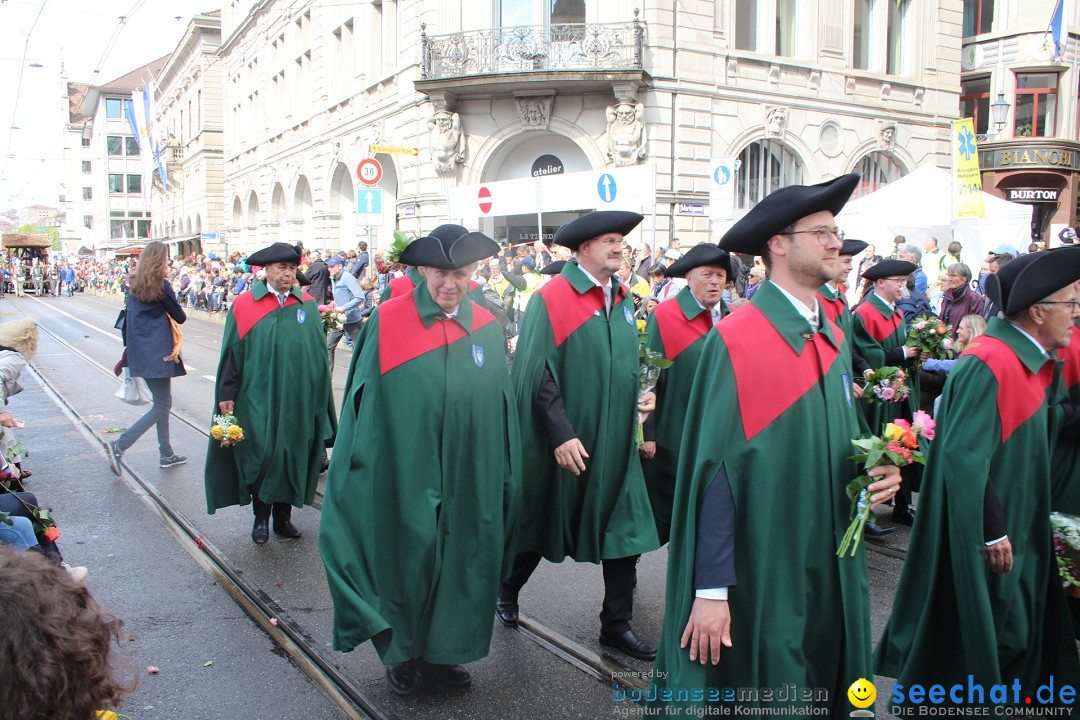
xmin=252 ymin=497 xmax=292 ymax=520
xmin=500 ymin=551 xmax=638 ymax=633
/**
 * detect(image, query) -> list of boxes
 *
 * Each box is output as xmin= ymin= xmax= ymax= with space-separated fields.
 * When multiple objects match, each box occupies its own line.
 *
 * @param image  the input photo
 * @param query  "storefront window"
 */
xmin=960 ymin=76 xmax=991 ymax=135
xmin=1014 ymin=73 xmax=1058 ymax=138
xmin=736 ymin=139 xmax=804 ymax=209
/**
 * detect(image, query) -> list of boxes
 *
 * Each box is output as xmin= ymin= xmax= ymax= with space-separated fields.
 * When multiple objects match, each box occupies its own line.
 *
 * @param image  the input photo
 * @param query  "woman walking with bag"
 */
xmin=107 ymin=241 xmax=187 ymax=474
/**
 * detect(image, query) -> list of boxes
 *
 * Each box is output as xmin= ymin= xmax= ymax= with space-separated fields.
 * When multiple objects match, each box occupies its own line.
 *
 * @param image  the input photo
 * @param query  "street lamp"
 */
xmin=991 ymin=92 xmax=1010 ymax=134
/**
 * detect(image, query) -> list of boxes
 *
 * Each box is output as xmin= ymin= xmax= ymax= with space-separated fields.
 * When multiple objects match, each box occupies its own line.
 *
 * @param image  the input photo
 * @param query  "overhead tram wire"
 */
xmin=0 ymin=0 xmax=48 ymax=185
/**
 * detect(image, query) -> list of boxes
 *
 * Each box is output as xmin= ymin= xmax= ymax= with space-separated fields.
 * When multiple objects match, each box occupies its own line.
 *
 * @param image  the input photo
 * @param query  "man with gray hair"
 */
xmin=897 ymin=243 xmax=927 ymax=294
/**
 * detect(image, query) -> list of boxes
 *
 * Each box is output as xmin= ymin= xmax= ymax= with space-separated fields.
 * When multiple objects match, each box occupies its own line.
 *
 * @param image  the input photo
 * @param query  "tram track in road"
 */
xmin=14 ymin=297 xmax=658 ymax=715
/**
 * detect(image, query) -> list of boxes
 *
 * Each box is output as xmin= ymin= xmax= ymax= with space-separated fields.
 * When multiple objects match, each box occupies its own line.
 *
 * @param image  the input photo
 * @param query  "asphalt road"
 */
xmin=4 ymin=291 xmax=918 ymax=719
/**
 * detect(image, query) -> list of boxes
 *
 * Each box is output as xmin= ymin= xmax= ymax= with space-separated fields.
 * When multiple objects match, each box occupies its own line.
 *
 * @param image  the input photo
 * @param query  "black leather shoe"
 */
xmin=423 ymin=662 xmax=471 ymax=687
xmin=864 ymin=522 xmax=895 ymax=538
xmin=251 ymin=517 xmax=269 ymax=544
xmin=385 ymin=662 xmax=419 ymax=695
xmin=495 ymin=593 xmax=519 ymax=627
xmin=273 ymin=518 xmax=302 ymax=539
xmin=599 ymin=627 xmax=656 ymax=661
xmin=891 ymin=508 xmax=916 ymax=527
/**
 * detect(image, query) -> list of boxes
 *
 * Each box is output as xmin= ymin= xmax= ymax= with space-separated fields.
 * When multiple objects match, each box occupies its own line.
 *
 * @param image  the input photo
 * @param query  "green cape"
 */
xmin=319 ymin=283 xmax=520 ymax=663
xmin=874 ymin=319 xmax=1079 ymax=702
xmin=204 ymin=281 xmax=336 ymax=512
xmin=511 ymin=260 xmax=658 ymax=562
xmin=654 ymin=281 xmax=870 ymax=714
xmin=642 ymin=286 xmax=720 ymax=545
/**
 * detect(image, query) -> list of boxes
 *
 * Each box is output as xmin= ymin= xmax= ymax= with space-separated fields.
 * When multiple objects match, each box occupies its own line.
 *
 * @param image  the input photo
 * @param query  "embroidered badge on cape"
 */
xmin=472 ymin=344 xmax=484 ymax=368
xmin=296 ymin=308 xmax=306 ymax=324
xmin=624 ymin=306 xmax=634 ymax=325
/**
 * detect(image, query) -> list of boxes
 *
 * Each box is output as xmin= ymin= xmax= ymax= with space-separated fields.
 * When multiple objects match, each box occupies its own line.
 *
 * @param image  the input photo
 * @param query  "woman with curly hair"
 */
xmin=0 ymin=549 xmax=130 ymax=720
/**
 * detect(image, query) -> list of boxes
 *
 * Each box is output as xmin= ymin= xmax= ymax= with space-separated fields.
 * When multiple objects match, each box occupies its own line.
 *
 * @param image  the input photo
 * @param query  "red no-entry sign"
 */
xmin=478 ymin=186 xmax=492 ymax=214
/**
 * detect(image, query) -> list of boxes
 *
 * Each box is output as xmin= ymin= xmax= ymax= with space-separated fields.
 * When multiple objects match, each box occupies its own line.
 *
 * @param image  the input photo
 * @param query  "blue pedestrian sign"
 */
xmin=713 ymin=165 xmax=731 ymax=185
xmin=356 ymin=188 xmax=384 ymax=226
xmin=597 ymin=174 xmax=617 ymax=203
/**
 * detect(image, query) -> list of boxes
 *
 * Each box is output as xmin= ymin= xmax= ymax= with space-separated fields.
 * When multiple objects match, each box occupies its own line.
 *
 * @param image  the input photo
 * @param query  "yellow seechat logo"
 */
xmin=847 ymin=677 xmax=876 ymax=709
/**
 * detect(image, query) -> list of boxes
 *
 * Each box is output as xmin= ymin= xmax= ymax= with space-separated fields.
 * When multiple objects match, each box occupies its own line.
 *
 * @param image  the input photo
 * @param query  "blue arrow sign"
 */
xmin=357 ymin=188 xmax=382 ymax=215
xmin=597 ymin=173 xmax=617 ymax=203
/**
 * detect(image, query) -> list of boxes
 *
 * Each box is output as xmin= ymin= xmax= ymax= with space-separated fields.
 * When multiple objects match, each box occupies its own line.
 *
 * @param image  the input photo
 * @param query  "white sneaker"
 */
xmin=61 ymin=563 xmax=89 ymax=583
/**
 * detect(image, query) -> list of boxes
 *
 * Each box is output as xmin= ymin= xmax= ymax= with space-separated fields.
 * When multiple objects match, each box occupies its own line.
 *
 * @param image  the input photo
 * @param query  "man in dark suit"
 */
xmin=305 ymin=251 xmax=331 ymax=306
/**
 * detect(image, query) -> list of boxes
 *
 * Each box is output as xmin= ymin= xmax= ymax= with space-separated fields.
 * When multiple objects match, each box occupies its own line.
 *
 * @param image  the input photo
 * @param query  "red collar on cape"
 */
xmin=653 ymin=296 xmax=713 ymax=360
xmin=719 ymin=303 xmax=844 ymax=441
xmin=378 ymin=291 xmax=496 ymax=374
xmin=538 ymin=275 xmax=629 ymax=348
xmin=853 ymin=299 xmax=902 ymax=342
xmin=232 ymin=288 xmax=314 ymax=340
xmin=819 ymin=291 xmax=848 ymax=324
xmin=962 ymin=335 xmax=1055 ymax=443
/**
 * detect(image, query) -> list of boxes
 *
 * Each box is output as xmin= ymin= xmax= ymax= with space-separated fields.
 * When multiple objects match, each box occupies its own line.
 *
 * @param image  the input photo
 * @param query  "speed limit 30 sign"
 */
xmin=356 ymin=158 xmax=383 ymax=186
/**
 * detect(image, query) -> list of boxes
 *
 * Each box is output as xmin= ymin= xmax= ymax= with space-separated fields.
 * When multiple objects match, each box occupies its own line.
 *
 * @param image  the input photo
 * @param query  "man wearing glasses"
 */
xmin=652 ymin=175 xmax=902 ymax=715
xmin=877 ymin=248 xmax=1080 ymax=708
xmin=852 ymin=259 xmax=921 ymax=526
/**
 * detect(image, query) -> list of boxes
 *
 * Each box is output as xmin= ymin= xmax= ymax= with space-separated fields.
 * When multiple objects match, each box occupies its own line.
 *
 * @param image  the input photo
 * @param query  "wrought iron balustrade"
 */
xmin=420 ymin=12 xmax=645 ymax=80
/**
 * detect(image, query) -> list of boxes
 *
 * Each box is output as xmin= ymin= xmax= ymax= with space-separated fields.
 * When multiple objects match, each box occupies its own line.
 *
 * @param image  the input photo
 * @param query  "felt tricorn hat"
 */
xmin=840 ymin=238 xmax=869 ymax=257
xmin=986 ymin=247 xmax=1080 ymax=315
xmin=246 ymin=242 xmax=302 ymax=266
xmin=540 ymin=260 xmax=566 ymax=276
xmin=664 ymin=244 xmax=732 ymax=279
xmin=399 ymin=224 xmax=499 ymax=270
xmin=862 ymin=259 xmax=917 ymax=281
xmin=552 ymin=210 xmax=644 ymax=251
xmin=719 ymin=174 xmax=860 ymax=255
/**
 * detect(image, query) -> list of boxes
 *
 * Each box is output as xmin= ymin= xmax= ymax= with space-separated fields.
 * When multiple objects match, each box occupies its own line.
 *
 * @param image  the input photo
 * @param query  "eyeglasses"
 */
xmin=1038 ymin=300 xmax=1080 ymax=310
xmin=784 ymin=227 xmax=845 ymax=245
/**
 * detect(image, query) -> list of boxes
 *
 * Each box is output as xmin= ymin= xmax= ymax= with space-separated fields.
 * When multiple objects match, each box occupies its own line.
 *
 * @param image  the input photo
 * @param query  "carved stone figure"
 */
xmin=766 ymin=106 xmax=788 ymax=135
xmin=605 ymin=101 xmax=646 ymax=167
xmin=518 ymin=96 xmax=551 ymax=129
xmin=878 ymin=120 xmax=897 ymax=148
xmin=428 ymin=109 xmax=465 ymax=175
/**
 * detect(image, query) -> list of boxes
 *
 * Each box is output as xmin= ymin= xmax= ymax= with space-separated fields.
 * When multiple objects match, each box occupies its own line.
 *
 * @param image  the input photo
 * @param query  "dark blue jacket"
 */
xmin=125 ymin=281 xmax=187 ymax=379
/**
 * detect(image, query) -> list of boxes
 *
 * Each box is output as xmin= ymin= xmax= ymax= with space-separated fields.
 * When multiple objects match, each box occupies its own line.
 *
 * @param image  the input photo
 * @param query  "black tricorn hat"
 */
xmin=986 ymin=247 xmax=1080 ymax=315
xmin=840 ymin=238 xmax=869 ymax=257
xmin=399 ymin=224 xmax=499 ymax=270
xmin=863 ymin=259 xmax=918 ymax=281
xmin=552 ymin=210 xmax=644 ymax=251
xmin=719 ymin=174 xmax=860 ymax=255
xmin=540 ymin=260 xmax=566 ymax=276
xmin=247 ymin=242 xmax=302 ymax=266
xmin=664 ymin=244 xmax=732 ymax=279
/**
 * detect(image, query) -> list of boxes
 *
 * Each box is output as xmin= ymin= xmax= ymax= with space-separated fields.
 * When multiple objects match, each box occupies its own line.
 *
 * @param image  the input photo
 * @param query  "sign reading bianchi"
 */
xmin=980 ymin=144 xmax=1080 ymax=171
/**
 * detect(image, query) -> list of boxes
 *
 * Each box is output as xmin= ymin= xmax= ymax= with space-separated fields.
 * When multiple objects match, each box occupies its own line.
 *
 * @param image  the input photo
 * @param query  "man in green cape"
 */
xmin=641 ymin=243 xmax=731 ymax=545
xmin=498 ymin=210 xmax=661 ymax=661
xmin=652 ymin=175 xmax=902 ymax=715
xmin=875 ymin=248 xmax=1080 ymax=708
xmin=851 ymin=258 xmax=920 ymax=526
xmin=204 ymin=242 xmax=336 ymax=544
xmin=319 ymin=227 xmax=519 ymax=695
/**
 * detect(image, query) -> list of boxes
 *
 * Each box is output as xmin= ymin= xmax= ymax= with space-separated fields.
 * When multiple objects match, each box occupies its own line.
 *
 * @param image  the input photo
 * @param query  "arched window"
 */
xmin=851 ymin=151 xmax=906 ymax=198
xmin=736 ymin=139 xmax=804 ymax=209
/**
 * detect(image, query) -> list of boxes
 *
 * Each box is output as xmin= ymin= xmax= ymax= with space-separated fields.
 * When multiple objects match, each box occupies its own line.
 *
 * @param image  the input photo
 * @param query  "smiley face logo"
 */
xmin=847 ymin=678 xmax=876 ymax=709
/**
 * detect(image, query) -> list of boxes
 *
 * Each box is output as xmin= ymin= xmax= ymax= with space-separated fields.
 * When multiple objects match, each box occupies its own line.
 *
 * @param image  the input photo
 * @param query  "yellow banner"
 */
xmin=952 ymin=119 xmax=985 ymax=219
xmin=369 ymin=144 xmax=418 ymax=156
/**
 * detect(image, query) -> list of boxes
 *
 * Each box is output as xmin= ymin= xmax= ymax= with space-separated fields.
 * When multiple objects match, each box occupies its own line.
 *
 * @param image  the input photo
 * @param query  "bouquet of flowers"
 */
xmin=906 ymin=314 xmax=955 ymax=360
xmin=1050 ymin=512 xmax=1080 ymax=598
xmin=210 ymin=414 xmax=245 ymax=448
xmin=837 ymin=411 xmax=936 ymax=557
xmin=863 ymin=366 xmax=911 ymax=405
xmin=636 ymin=332 xmax=672 ymax=446
xmin=317 ymin=302 xmax=347 ymax=333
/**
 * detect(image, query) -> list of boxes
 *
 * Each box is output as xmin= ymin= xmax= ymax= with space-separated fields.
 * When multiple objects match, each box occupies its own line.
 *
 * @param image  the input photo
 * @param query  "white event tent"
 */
xmin=837 ymin=165 xmax=1033 ymax=272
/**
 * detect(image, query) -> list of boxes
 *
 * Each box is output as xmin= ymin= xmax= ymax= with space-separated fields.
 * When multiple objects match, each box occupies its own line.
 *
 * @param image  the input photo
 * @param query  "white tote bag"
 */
xmin=115 ymin=368 xmax=151 ymax=406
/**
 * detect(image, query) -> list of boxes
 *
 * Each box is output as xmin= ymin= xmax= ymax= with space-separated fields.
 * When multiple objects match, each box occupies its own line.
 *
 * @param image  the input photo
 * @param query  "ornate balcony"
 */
xmin=416 ymin=13 xmax=647 ymax=96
